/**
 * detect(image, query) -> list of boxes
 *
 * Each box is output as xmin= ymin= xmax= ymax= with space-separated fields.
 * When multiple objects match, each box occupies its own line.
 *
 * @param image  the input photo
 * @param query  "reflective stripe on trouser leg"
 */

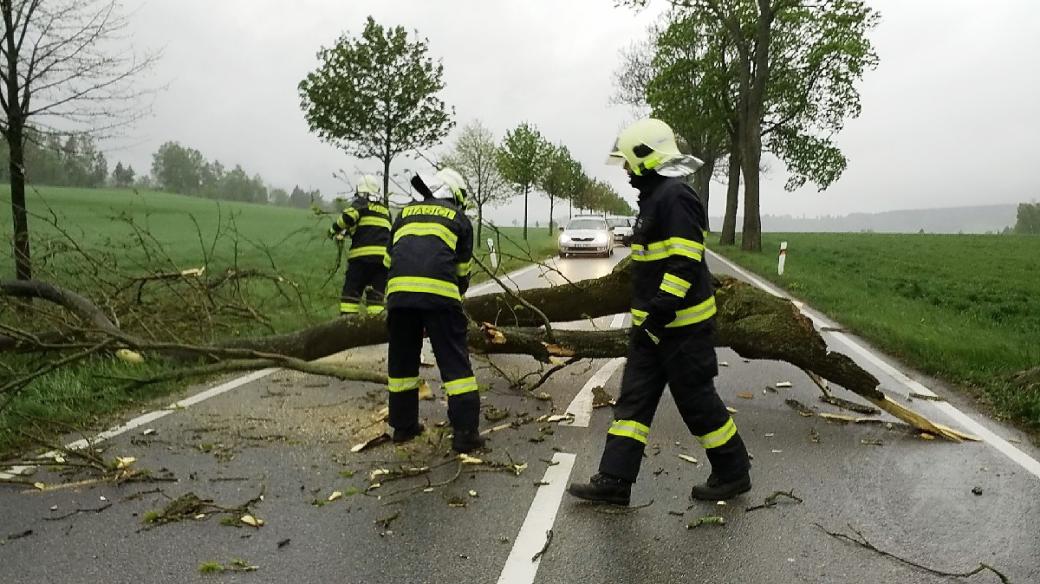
xmin=607 ymin=419 xmax=650 ymax=443
xmin=599 ymin=337 xmax=668 ymax=483
xmin=697 ymin=417 xmax=737 ymax=449
xmin=341 ymin=258 xmax=371 ymax=314
xmin=387 ymin=308 xmax=424 ymax=430
xmin=423 ymin=304 xmax=480 ymax=433
xmin=365 ymin=265 xmax=387 ymax=312
xmin=664 ymin=336 xmax=751 ymax=480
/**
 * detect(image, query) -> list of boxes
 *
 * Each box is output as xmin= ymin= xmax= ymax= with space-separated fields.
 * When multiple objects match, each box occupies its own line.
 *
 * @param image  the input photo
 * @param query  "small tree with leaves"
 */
xmin=497 ymin=122 xmax=548 ymax=240
xmin=1015 ymin=202 xmax=1040 ymax=234
xmin=623 ymin=0 xmax=879 ymax=251
xmin=298 ymin=16 xmax=454 ymax=204
xmin=1 ymin=0 xmax=156 ymax=279
xmin=441 ymin=120 xmax=509 ymax=242
xmin=539 ymin=144 xmax=583 ymax=234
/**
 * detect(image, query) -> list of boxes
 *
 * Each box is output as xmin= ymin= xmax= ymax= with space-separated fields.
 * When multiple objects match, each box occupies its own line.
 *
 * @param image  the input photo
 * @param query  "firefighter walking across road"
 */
xmin=568 ymin=118 xmax=752 ymax=505
xmin=384 ymin=168 xmax=485 ymax=453
xmin=329 ymin=175 xmax=392 ymax=316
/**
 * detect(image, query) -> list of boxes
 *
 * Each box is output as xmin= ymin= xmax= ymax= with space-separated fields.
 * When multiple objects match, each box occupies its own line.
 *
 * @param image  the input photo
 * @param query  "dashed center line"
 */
xmin=496 ymin=452 xmax=576 ymax=584
xmin=563 ymin=313 xmax=628 ymax=427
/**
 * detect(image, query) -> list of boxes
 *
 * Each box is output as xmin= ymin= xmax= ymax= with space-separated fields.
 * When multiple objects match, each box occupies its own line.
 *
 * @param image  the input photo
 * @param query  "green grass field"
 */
xmin=0 ymin=185 xmax=557 ymax=457
xmin=717 ymin=233 xmax=1040 ymax=432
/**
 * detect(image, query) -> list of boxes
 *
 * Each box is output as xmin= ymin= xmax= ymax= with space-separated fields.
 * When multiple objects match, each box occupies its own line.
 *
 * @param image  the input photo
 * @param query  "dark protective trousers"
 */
xmin=599 ymin=329 xmax=751 ymax=483
xmin=340 ymin=258 xmax=387 ymax=314
xmin=386 ymin=305 xmax=480 ymax=432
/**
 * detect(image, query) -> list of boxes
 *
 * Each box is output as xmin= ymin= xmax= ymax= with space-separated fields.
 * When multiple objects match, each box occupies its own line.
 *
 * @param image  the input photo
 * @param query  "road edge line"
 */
xmin=0 ymin=368 xmax=278 ymax=480
xmin=2 ymin=257 xmax=556 ymax=479
xmin=706 ymin=248 xmax=1040 ymax=481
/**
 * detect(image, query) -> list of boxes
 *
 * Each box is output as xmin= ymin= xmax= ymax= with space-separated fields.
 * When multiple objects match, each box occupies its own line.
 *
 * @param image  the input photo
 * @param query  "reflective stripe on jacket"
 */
xmin=330 ymin=198 xmax=391 ymax=260
xmin=629 ymin=177 xmax=716 ymax=335
xmin=386 ymin=200 xmax=473 ymax=309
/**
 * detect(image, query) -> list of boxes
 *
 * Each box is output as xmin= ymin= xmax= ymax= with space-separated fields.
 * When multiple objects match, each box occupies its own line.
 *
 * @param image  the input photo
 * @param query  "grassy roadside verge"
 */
xmin=713 ymin=233 xmax=1040 ymax=434
xmin=472 ymin=226 xmax=558 ymax=285
xmin=0 ymin=186 xmax=558 ymax=458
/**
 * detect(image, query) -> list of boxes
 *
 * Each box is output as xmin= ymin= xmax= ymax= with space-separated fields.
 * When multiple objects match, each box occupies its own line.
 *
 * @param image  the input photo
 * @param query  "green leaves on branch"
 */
xmin=298 ymin=16 xmax=455 ymax=195
xmin=497 ymin=122 xmax=549 ymax=195
xmin=441 ymin=121 xmax=511 ymax=214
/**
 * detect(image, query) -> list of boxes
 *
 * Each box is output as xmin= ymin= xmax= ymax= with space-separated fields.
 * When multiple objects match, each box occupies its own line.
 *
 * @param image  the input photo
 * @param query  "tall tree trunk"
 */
xmin=548 ymin=193 xmax=554 ymax=235
xmin=476 ymin=202 xmax=483 ymax=243
xmin=381 ymin=156 xmax=391 ymax=207
xmin=522 ymin=184 xmax=529 ymax=240
xmin=738 ymin=1 xmax=774 ymax=253
xmin=7 ymin=126 xmax=30 ymax=281
xmin=691 ymin=158 xmax=714 ymax=231
xmin=740 ymin=127 xmax=763 ymax=252
xmin=3 ymin=2 xmax=31 ymax=280
xmin=721 ymin=146 xmax=741 ymax=246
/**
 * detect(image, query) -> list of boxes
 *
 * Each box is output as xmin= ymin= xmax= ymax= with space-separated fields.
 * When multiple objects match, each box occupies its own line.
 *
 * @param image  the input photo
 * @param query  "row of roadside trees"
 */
xmin=615 ymin=0 xmax=880 ymax=250
xmin=148 ymin=141 xmax=324 ymax=207
xmin=444 ymin=120 xmax=633 ymax=241
xmin=298 ymin=16 xmax=633 ymax=243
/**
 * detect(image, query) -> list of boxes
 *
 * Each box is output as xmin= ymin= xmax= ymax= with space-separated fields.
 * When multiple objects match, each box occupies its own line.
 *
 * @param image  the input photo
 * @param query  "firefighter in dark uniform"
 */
xmin=329 ymin=175 xmax=391 ymax=316
xmin=384 ymin=168 xmax=484 ymax=453
xmin=569 ymin=118 xmax=752 ymax=504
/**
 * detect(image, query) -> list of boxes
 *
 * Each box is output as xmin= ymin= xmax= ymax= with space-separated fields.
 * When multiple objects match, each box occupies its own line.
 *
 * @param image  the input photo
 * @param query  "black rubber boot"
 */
xmin=690 ymin=472 xmax=752 ymax=501
xmin=567 ymin=473 xmax=632 ymax=506
xmin=392 ymin=422 xmax=425 ymax=444
xmin=452 ymin=430 xmax=486 ymax=453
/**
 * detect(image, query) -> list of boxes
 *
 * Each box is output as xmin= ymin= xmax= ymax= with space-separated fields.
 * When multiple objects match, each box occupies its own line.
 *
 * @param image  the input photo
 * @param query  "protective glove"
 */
xmin=639 ymin=299 xmax=677 ymax=345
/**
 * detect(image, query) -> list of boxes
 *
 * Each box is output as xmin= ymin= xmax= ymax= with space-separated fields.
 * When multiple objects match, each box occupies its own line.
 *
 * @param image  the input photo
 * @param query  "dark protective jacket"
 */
xmin=329 ymin=198 xmax=392 ymax=261
xmin=629 ymin=174 xmax=716 ymax=340
xmin=385 ymin=199 xmax=474 ymax=309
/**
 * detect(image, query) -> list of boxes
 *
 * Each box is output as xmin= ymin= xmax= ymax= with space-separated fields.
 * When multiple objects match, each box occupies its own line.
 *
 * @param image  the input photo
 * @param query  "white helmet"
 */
xmin=355 ymin=174 xmax=381 ymax=198
xmin=430 ymin=167 xmax=468 ymax=207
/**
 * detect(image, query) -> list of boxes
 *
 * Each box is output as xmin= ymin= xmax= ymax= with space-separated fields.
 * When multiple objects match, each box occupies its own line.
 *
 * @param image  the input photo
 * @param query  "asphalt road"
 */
xmin=1 ymin=248 xmax=1038 ymax=584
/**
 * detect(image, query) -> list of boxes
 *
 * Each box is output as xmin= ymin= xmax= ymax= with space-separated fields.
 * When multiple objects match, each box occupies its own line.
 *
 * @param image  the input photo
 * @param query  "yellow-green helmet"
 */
xmin=607 ymin=118 xmax=683 ymax=176
xmin=356 ymin=174 xmax=381 ymax=198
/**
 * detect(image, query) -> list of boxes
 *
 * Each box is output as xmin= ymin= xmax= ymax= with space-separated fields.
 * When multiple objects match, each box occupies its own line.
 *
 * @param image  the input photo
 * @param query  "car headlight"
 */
xmin=559 ymin=234 xmax=571 ymax=244
xmin=594 ymin=234 xmax=607 ymax=244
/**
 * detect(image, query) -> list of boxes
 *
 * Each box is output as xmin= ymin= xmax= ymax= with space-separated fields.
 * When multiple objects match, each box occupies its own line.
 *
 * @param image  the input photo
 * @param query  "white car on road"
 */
xmin=607 ymin=216 xmax=635 ymax=245
xmin=558 ymin=216 xmax=615 ymax=258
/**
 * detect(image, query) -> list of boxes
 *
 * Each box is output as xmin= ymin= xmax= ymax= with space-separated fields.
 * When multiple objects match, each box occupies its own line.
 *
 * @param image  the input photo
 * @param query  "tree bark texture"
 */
xmin=0 ymin=263 xmax=976 ymax=440
xmin=522 ymin=184 xmax=529 ymax=240
xmin=548 ymin=193 xmax=555 ymax=235
xmin=721 ymin=147 xmax=741 ymax=246
xmin=3 ymin=1 xmax=31 ymax=281
xmin=220 ymin=263 xmax=882 ymax=401
xmin=692 ymin=158 xmax=715 ymax=232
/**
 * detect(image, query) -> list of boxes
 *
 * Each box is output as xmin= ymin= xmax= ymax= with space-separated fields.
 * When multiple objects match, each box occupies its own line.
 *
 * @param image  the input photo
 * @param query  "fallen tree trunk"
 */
xmin=1 ymin=263 xmax=975 ymax=441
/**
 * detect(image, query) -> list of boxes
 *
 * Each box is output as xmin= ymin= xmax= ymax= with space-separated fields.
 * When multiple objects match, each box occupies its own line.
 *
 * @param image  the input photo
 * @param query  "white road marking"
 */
xmin=564 ymin=358 xmax=625 ymax=428
xmin=0 ymin=368 xmax=277 ymax=480
xmin=609 ymin=313 xmax=626 ymax=329
xmin=468 ymin=262 xmax=547 ymax=296
xmin=562 ymin=313 xmax=628 ymax=427
xmin=2 ymin=259 xmax=554 ymax=482
xmin=496 ymin=452 xmax=576 ymax=584
xmin=707 ymin=249 xmax=1040 ymax=481
xmin=2 ymin=259 xmax=554 ymax=480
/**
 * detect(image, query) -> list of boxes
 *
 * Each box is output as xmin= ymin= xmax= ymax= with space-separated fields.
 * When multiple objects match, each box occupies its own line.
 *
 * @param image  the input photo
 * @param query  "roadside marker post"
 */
xmin=778 ymin=241 xmax=788 ymax=276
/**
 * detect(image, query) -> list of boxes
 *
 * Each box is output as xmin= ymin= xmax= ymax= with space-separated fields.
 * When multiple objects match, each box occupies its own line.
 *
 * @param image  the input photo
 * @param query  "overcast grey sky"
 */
xmin=114 ymin=0 xmax=1040 ymax=223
